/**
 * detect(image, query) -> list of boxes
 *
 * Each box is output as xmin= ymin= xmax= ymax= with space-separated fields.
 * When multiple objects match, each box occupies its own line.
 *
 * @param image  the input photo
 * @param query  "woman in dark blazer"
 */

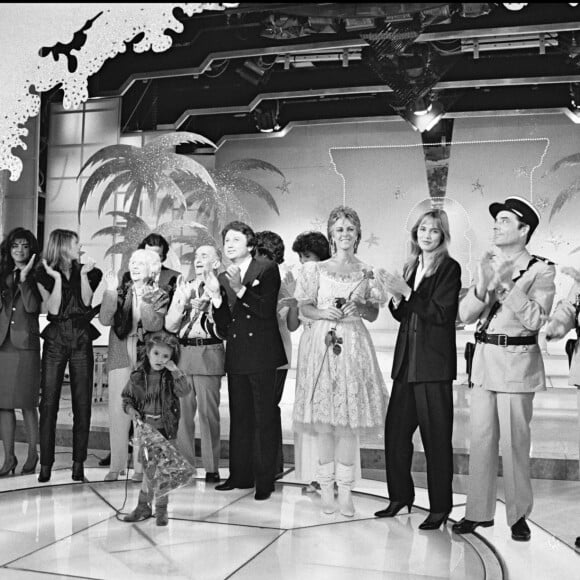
xmin=0 ymin=228 xmax=42 ymax=476
xmin=375 ymin=209 xmax=461 ymax=530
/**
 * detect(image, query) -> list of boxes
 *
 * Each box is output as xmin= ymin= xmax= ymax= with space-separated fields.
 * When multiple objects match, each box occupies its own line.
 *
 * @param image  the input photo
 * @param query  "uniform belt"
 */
xmin=474 ymin=332 xmax=537 ymax=347
xmin=179 ymin=337 xmax=222 ymax=346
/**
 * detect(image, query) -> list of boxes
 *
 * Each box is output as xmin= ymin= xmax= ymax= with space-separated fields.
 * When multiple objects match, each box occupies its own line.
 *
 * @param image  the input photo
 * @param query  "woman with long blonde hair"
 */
xmin=375 ymin=209 xmax=461 ymax=531
xmin=36 ymin=229 xmax=102 ymax=483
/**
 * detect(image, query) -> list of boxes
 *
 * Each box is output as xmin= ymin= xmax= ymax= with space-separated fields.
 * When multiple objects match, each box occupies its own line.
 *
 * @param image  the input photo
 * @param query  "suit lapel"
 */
xmin=242 ymin=258 xmax=260 ymax=287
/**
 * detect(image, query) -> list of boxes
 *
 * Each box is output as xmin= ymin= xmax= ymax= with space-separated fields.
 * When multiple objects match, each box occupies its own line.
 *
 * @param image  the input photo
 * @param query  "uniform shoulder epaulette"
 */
xmin=532 ymin=254 xmax=555 ymax=266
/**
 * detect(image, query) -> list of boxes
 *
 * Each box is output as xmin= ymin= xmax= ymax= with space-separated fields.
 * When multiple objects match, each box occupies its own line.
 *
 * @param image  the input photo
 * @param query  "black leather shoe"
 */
xmin=98 ymin=453 xmax=111 ymax=467
xmin=205 ymin=472 xmax=221 ymax=483
xmin=255 ymin=490 xmax=272 ymax=501
xmin=511 ymin=517 xmax=531 ymax=542
xmin=374 ymin=499 xmax=414 ymax=518
xmin=575 ymin=536 xmax=580 ymax=550
xmin=452 ymin=518 xmax=494 ymax=534
xmin=38 ymin=465 xmax=52 ymax=483
xmin=72 ymin=462 xmax=84 ymax=482
xmin=419 ymin=511 xmax=450 ymax=530
xmin=215 ymin=480 xmax=253 ymax=491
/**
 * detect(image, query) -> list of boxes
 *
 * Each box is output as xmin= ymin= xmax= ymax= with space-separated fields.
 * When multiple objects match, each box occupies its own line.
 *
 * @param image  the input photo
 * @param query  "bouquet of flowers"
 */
xmin=135 ymin=421 xmax=197 ymax=498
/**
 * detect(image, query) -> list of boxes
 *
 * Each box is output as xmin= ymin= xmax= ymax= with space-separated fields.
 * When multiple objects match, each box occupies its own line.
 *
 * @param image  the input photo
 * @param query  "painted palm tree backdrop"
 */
xmin=77 ymin=132 xmax=288 ymax=268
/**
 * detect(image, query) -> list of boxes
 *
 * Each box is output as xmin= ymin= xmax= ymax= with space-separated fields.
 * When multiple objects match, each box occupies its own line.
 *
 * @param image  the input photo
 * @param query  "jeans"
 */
xmin=39 ymin=335 xmax=94 ymax=466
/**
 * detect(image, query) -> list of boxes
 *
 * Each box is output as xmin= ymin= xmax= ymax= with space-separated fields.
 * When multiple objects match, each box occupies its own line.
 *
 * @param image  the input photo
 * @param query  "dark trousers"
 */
xmin=274 ymin=368 xmax=288 ymax=475
xmin=385 ymin=378 xmax=454 ymax=513
xmin=227 ymin=369 xmax=279 ymax=494
xmin=39 ymin=337 xmax=94 ymax=466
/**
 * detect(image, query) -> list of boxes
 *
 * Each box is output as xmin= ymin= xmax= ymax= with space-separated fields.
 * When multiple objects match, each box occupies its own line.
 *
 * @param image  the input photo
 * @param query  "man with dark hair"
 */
xmin=453 ymin=196 xmax=556 ymax=542
xmin=254 ymin=230 xmax=292 ymax=478
xmin=205 ymin=221 xmax=287 ymax=500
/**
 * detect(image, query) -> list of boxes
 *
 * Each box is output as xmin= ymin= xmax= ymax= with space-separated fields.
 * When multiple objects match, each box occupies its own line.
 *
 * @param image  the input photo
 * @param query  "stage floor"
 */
xmin=0 ymin=444 xmax=578 ymax=580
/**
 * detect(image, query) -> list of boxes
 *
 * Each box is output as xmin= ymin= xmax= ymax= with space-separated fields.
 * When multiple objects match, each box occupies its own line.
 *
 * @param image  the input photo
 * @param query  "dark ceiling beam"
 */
xmin=417 ymin=21 xmax=580 ymax=41
xmin=157 ymin=73 xmax=580 ymax=130
xmin=101 ymin=39 xmax=369 ymax=98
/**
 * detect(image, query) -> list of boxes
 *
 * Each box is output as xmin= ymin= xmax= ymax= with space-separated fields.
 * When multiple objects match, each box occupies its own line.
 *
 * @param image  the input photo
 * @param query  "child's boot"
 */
xmin=155 ymin=495 xmax=169 ymax=526
xmin=123 ymin=490 xmax=152 ymax=522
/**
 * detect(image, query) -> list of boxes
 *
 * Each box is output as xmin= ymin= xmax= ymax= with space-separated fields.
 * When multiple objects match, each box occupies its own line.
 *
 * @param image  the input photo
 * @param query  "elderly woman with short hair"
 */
xmin=99 ymin=249 xmax=170 ymax=481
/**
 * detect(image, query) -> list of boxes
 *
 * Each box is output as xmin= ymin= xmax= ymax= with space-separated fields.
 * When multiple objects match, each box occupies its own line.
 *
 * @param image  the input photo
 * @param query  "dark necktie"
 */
xmin=13 ymin=269 xmax=20 ymax=287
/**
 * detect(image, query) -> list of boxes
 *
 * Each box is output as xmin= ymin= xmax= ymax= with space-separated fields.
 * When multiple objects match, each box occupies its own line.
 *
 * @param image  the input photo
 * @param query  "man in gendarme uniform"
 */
xmin=453 ymin=196 xmax=555 ymax=542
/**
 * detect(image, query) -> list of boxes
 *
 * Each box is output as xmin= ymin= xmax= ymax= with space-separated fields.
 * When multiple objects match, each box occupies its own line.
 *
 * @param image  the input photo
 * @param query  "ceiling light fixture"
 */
xmin=403 ymin=97 xmax=445 ymax=132
xmin=502 ymin=3 xmax=529 ymax=10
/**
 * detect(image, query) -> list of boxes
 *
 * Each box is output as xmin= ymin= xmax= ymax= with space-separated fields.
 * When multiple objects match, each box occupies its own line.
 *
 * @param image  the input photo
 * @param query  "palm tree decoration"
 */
xmin=76 ymin=132 xmax=217 ymax=220
xmin=546 ymin=153 xmax=580 ymax=222
xmin=164 ymin=158 xmax=286 ymax=240
xmin=93 ymin=211 xmax=213 ymax=274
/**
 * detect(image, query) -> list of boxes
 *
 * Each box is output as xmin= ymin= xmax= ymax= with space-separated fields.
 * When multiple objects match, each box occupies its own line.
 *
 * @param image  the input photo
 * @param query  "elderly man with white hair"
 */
xmin=99 ymin=249 xmax=170 ymax=482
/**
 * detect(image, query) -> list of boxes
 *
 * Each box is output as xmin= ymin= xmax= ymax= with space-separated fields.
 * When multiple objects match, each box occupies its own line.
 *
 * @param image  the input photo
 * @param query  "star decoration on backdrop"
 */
xmin=545 ymin=233 xmax=567 ymax=251
xmin=310 ymin=217 xmax=326 ymax=232
xmin=393 ymin=187 xmax=405 ymax=200
xmin=513 ymin=165 xmax=530 ymax=178
xmin=364 ymin=233 xmax=380 ymax=248
xmin=535 ymin=196 xmax=550 ymax=212
xmin=471 ymin=179 xmax=484 ymax=196
xmin=276 ymin=178 xmax=291 ymax=195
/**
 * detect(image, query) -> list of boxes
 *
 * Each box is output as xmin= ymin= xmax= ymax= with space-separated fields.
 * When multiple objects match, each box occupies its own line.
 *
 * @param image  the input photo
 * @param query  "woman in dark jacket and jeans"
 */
xmin=374 ymin=209 xmax=461 ymax=530
xmin=36 ymin=229 xmax=102 ymax=483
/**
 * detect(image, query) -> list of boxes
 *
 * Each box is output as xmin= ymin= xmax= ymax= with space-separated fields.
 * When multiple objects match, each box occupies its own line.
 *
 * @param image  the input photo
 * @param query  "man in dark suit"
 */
xmin=205 ymin=221 xmax=287 ymax=500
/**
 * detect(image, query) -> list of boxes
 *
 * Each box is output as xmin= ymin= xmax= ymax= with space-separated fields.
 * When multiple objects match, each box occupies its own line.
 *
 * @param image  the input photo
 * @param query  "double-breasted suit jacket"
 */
xmin=459 ymin=251 xmax=556 ymax=393
xmin=390 ymin=256 xmax=462 ymax=383
xmin=213 ymin=257 xmax=287 ymax=374
xmin=0 ymin=271 xmax=42 ymax=351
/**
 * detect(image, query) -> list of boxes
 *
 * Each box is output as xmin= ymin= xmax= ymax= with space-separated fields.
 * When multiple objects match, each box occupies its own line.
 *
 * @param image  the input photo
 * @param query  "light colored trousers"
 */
xmin=107 ymin=335 xmax=141 ymax=474
xmin=177 ymin=375 xmax=221 ymax=473
xmin=466 ymin=386 xmax=535 ymax=526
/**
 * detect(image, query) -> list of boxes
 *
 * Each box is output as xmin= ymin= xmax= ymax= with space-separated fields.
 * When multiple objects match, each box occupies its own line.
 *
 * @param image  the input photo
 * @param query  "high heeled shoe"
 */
xmin=0 ymin=456 xmax=17 ymax=477
xmin=38 ymin=465 xmax=52 ymax=483
xmin=418 ymin=511 xmax=450 ymax=530
xmin=72 ymin=461 xmax=84 ymax=481
xmin=374 ymin=498 xmax=414 ymax=518
xmin=21 ymin=454 xmax=39 ymax=475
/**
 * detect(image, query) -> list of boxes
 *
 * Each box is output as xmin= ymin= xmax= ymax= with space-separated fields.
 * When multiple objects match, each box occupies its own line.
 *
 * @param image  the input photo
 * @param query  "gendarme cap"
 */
xmin=489 ymin=196 xmax=540 ymax=236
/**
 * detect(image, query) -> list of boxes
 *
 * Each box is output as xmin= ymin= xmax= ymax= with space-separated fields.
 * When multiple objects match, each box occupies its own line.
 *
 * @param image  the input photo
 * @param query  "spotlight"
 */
xmin=253 ymin=101 xmax=281 ymax=133
xmin=502 ymin=3 xmax=528 ymax=10
xmin=403 ymin=97 xmax=445 ymax=132
xmin=412 ymin=96 xmax=432 ymax=116
xmin=236 ymin=59 xmax=271 ymax=86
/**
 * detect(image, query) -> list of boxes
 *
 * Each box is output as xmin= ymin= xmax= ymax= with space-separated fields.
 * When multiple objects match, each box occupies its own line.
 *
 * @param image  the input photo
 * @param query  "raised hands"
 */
xmin=174 ymin=275 xmax=193 ymax=304
xmin=561 ymin=266 xmax=580 ymax=284
xmin=80 ymin=257 xmax=96 ymax=275
xmin=381 ymin=270 xmax=411 ymax=300
xmin=104 ymin=270 xmax=118 ymax=292
xmin=42 ymin=258 xmax=60 ymax=280
xmin=204 ymin=269 xmax=221 ymax=298
xmin=225 ymin=264 xmax=243 ymax=293
xmin=19 ymin=254 xmax=36 ymax=283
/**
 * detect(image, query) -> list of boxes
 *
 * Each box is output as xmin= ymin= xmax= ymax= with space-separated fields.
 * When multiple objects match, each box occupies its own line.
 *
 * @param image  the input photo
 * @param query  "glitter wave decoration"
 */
xmin=0 ymin=3 xmax=237 ymax=181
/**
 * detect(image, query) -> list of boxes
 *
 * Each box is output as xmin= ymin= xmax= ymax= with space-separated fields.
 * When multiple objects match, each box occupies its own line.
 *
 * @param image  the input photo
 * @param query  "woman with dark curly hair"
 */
xmin=0 ymin=228 xmax=42 ymax=476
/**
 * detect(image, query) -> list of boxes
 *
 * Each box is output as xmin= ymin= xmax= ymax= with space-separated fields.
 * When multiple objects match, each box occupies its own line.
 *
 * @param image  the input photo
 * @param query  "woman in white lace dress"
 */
xmin=294 ymin=206 xmax=388 ymax=516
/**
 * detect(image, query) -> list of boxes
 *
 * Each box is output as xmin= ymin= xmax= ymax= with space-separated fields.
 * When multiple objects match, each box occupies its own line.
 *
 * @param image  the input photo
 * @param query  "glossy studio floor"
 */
xmin=0 ymin=446 xmax=579 ymax=580
xmin=1 ymin=327 xmax=579 ymax=579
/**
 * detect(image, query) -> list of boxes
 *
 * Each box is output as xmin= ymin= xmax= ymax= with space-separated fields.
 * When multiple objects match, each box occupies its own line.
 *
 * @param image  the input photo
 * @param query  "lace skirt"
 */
xmin=293 ymin=316 xmax=388 ymax=436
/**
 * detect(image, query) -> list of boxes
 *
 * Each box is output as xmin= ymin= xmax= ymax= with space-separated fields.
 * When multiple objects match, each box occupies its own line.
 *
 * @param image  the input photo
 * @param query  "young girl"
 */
xmin=122 ymin=331 xmax=191 ymax=526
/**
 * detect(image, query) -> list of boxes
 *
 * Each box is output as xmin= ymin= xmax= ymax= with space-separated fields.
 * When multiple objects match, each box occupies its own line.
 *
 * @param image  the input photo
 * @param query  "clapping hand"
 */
xmin=204 ymin=269 xmax=221 ymax=298
xmin=225 ymin=264 xmax=243 ymax=293
xmin=81 ymin=257 xmax=96 ymax=274
xmin=19 ymin=254 xmax=36 ymax=283
xmin=475 ymin=250 xmax=497 ymax=296
xmin=282 ymin=269 xmax=297 ymax=296
xmin=561 ymin=266 xmax=580 ymax=284
xmin=104 ymin=270 xmax=118 ymax=292
xmin=42 ymin=258 xmax=60 ymax=280
xmin=490 ymin=248 xmax=515 ymax=287
xmin=174 ymin=275 xmax=193 ymax=304
xmin=381 ymin=270 xmax=410 ymax=300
